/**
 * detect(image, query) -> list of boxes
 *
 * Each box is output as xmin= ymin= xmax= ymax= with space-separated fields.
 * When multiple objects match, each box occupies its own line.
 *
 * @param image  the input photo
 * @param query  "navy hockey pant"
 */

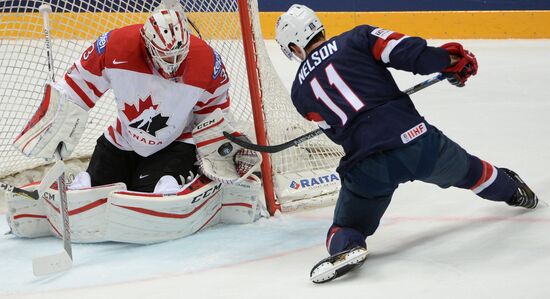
xmin=328 ymin=127 xmax=518 ymax=254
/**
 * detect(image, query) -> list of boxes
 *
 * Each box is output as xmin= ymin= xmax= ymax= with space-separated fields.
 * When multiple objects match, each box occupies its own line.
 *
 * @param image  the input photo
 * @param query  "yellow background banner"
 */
xmin=1 ymin=11 xmax=549 ymax=39
xmin=262 ymin=11 xmax=550 ymax=39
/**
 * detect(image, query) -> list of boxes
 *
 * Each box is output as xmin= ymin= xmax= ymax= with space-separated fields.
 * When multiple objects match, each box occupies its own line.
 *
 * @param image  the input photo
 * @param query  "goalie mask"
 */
xmin=275 ymin=4 xmax=324 ymax=61
xmin=141 ymin=9 xmax=190 ymax=77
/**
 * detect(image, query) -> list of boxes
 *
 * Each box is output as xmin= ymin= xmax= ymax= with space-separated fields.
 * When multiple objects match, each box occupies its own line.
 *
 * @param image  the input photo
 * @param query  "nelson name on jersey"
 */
xmin=298 ymin=40 xmax=338 ymax=84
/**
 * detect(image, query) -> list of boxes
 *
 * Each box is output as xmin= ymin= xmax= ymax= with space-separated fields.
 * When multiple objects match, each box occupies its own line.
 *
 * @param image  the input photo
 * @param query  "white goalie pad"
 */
xmin=6 ymin=182 xmax=50 ymax=238
xmin=193 ymin=108 xmax=262 ymax=184
xmin=13 ymin=83 xmax=88 ymax=159
xmin=221 ymin=174 xmax=268 ymax=224
xmin=106 ymin=175 xmax=224 ymax=244
xmin=42 ymin=182 xmax=127 ymax=243
xmin=6 ymin=176 xmax=266 ymax=244
xmin=6 ymin=182 xmax=126 ymax=241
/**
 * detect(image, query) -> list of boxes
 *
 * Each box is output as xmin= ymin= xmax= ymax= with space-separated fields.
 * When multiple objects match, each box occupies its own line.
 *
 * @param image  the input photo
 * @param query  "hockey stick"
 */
xmin=1 ymin=159 xmax=66 ymax=201
xmin=223 ymin=73 xmax=445 ymax=153
xmin=0 ymin=182 xmax=39 ymax=200
xmin=32 ymin=4 xmax=73 ymax=276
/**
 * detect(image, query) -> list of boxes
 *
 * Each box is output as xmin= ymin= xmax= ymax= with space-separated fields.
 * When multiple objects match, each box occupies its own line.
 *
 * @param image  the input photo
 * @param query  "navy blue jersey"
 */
xmin=290 ymin=25 xmax=450 ymax=175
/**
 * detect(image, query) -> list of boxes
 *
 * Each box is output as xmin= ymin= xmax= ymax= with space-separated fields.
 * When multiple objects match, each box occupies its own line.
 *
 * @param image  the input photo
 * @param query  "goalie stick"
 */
xmin=0 ymin=160 xmax=65 ymax=201
xmin=32 ymin=4 xmax=73 ymax=277
xmin=0 ymin=161 xmax=65 ymax=200
xmin=223 ymin=73 xmax=446 ymax=153
xmin=1 ymin=182 xmax=39 ymax=200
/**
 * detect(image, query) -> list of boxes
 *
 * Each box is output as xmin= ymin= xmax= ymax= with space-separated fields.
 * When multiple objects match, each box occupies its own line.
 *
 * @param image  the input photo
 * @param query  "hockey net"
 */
xmin=0 ymin=0 xmax=343 ymax=213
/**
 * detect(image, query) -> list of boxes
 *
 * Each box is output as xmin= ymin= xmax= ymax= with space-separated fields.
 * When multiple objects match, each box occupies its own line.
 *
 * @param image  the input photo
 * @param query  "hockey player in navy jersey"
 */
xmin=275 ymin=4 xmax=539 ymax=282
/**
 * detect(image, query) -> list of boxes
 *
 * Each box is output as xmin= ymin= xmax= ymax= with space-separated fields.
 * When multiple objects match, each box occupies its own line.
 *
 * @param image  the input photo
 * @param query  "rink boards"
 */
xmin=1 ymin=0 xmax=550 ymax=39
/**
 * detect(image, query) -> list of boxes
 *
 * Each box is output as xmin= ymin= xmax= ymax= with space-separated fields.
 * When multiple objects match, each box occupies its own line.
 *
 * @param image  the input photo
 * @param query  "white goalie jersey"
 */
xmin=59 ymin=24 xmax=231 ymax=157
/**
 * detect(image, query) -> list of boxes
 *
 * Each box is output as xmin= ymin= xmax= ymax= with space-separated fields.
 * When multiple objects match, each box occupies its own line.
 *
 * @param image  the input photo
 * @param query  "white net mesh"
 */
xmin=0 ymin=0 xmax=343 ymax=209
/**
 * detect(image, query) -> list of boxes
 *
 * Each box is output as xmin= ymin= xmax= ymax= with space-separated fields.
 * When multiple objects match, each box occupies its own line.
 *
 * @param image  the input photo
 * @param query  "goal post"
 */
xmin=236 ymin=0 xmax=279 ymax=214
xmin=0 ymin=0 xmax=344 ymax=213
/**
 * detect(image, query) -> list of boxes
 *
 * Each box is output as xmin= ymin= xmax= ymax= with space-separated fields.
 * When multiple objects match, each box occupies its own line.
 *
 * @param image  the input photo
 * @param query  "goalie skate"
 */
xmin=310 ymin=246 xmax=368 ymax=284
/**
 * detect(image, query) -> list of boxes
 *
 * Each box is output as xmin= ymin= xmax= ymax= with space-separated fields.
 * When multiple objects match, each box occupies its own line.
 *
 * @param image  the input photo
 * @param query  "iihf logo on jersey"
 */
xmin=123 ymin=96 xmax=169 ymax=141
xmin=96 ymin=31 xmax=111 ymax=55
xmin=212 ymin=50 xmax=223 ymax=79
xmin=400 ymin=122 xmax=427 ymax=144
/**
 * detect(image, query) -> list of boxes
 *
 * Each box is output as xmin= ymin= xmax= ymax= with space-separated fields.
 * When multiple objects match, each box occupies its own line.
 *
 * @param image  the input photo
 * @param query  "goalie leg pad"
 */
xmin=105 ymin=175 xmax=224 ymax=244
xmin=13 ymin=83 xmax=88 ymax=159
xmin=221 ymin=175 xmax=268 ymax=224
xmin=43 ymin=182 xmax=127 ymax=243
xmin=6 ymin=182 xmax=50 ymax=238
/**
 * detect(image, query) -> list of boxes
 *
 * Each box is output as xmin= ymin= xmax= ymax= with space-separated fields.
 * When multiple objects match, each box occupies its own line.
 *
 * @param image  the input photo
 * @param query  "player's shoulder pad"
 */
xmin=183 ymin=35 xmax=228 ymax=91
xmin=82 ymin=24 xmax=143 ymax=61
xmin=100 ymin=24 xmax=152 ymax=73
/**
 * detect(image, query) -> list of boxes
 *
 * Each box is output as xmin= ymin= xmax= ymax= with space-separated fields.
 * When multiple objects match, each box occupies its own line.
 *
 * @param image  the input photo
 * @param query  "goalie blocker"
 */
xmin=6 ymin=175 xmax=267 ymax=244
xmin=13 ymin=83 xmax=88 ymax=159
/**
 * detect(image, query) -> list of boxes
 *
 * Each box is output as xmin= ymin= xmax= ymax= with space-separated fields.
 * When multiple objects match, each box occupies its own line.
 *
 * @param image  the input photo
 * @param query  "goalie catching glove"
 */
xmin=13 ymin=83 xmax=88 ymax=159
xmin=192 ymin=109 xmax=262 ymax=184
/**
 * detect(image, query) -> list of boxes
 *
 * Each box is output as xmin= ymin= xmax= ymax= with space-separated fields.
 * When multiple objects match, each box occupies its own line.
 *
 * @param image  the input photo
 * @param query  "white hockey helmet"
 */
xmin=275 ymin=4 xmax=324 ymax=60
xmin=141 ymin=9 xmax=190 ymax=76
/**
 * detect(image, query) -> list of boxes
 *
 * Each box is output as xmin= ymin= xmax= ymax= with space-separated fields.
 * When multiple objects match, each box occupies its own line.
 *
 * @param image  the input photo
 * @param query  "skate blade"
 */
xmin=536 ymin=199 xmax=549 ymax=208
xmin=310 ymin=248 xmax=368 ymax=283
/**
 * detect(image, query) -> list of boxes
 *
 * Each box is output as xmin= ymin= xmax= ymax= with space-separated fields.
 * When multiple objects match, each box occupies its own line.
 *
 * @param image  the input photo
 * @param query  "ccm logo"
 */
xmin=191 ymin=183 xmax=222 ymax=204
xmin=196 ymin=119 xmax=216 ymax=130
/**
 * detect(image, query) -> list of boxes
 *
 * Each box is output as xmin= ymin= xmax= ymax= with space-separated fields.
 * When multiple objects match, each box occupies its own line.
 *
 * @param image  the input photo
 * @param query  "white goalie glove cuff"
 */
xmin=192 ymin=108 xmax=262 ymax=184
xmin=13 ymin=83 xmax=88 ymax=159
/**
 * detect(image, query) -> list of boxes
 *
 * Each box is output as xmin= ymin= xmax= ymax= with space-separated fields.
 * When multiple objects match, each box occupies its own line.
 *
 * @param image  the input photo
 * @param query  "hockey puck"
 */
xmin=218 ymin=142 xmax=233 ymax=156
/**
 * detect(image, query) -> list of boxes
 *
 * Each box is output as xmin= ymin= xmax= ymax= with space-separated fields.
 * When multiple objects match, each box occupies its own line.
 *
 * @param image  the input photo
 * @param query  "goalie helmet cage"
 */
xmin=0 ymin=0 xmax=344 ymax=214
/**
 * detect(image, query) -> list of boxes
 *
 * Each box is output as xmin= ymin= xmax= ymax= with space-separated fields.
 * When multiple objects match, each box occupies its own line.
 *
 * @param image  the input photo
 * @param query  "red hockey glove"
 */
xmin=441 ymin=42 xmax=478 ymax=87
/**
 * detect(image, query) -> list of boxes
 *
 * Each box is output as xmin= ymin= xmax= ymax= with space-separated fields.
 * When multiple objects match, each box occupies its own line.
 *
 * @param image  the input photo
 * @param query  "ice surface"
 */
xmin=1 ymin=39 xmax=550 ymax=298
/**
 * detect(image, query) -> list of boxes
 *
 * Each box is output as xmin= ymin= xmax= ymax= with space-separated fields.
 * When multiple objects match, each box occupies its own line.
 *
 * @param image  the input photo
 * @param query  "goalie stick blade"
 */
xmin=32 ymin=251 xmax=73 ymax=276
xmin=310 ymin=246 xmax=368 ymax=284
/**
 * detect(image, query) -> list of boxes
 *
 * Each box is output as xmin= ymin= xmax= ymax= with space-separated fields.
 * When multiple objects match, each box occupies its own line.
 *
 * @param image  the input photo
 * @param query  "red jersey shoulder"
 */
xmin=80 ymin=24 xmax=152 ymax=75
xmin=182 ymin=35 xmax=229 ymax=92
xmin=102 ymin=24 xmax=152 ymax=74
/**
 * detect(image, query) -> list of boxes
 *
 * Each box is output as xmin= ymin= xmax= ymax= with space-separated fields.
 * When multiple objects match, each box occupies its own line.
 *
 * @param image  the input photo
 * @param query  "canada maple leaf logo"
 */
xmin=123 ymin=96 xmax=158 ymax=122
xmin=122 ymin=95 xmax=169 ymax=137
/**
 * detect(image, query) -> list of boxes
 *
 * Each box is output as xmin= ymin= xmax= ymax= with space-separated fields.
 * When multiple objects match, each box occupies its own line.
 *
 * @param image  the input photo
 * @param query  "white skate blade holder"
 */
xmin=310 ymin=247 xmax=368 ymax=283
xmin=32 ymin=251 xmax=73 ymax=276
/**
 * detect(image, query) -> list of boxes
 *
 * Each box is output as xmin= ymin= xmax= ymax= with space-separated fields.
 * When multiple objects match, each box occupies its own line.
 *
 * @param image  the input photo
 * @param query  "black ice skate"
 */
xmin=503 ymin=169 xmax=538 ymax=209
xmin=309 ymin=246 xmax=368 ymax=284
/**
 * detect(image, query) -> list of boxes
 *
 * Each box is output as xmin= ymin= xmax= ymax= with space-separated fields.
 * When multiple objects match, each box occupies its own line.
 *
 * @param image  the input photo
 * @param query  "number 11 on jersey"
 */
xmin=309 ymin=64 xmax=365 ymax=126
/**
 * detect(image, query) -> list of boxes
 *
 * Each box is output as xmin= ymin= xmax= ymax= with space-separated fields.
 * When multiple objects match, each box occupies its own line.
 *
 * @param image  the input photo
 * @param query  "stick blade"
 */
xmin=32 ymin=251 xmax=73 ymax=276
